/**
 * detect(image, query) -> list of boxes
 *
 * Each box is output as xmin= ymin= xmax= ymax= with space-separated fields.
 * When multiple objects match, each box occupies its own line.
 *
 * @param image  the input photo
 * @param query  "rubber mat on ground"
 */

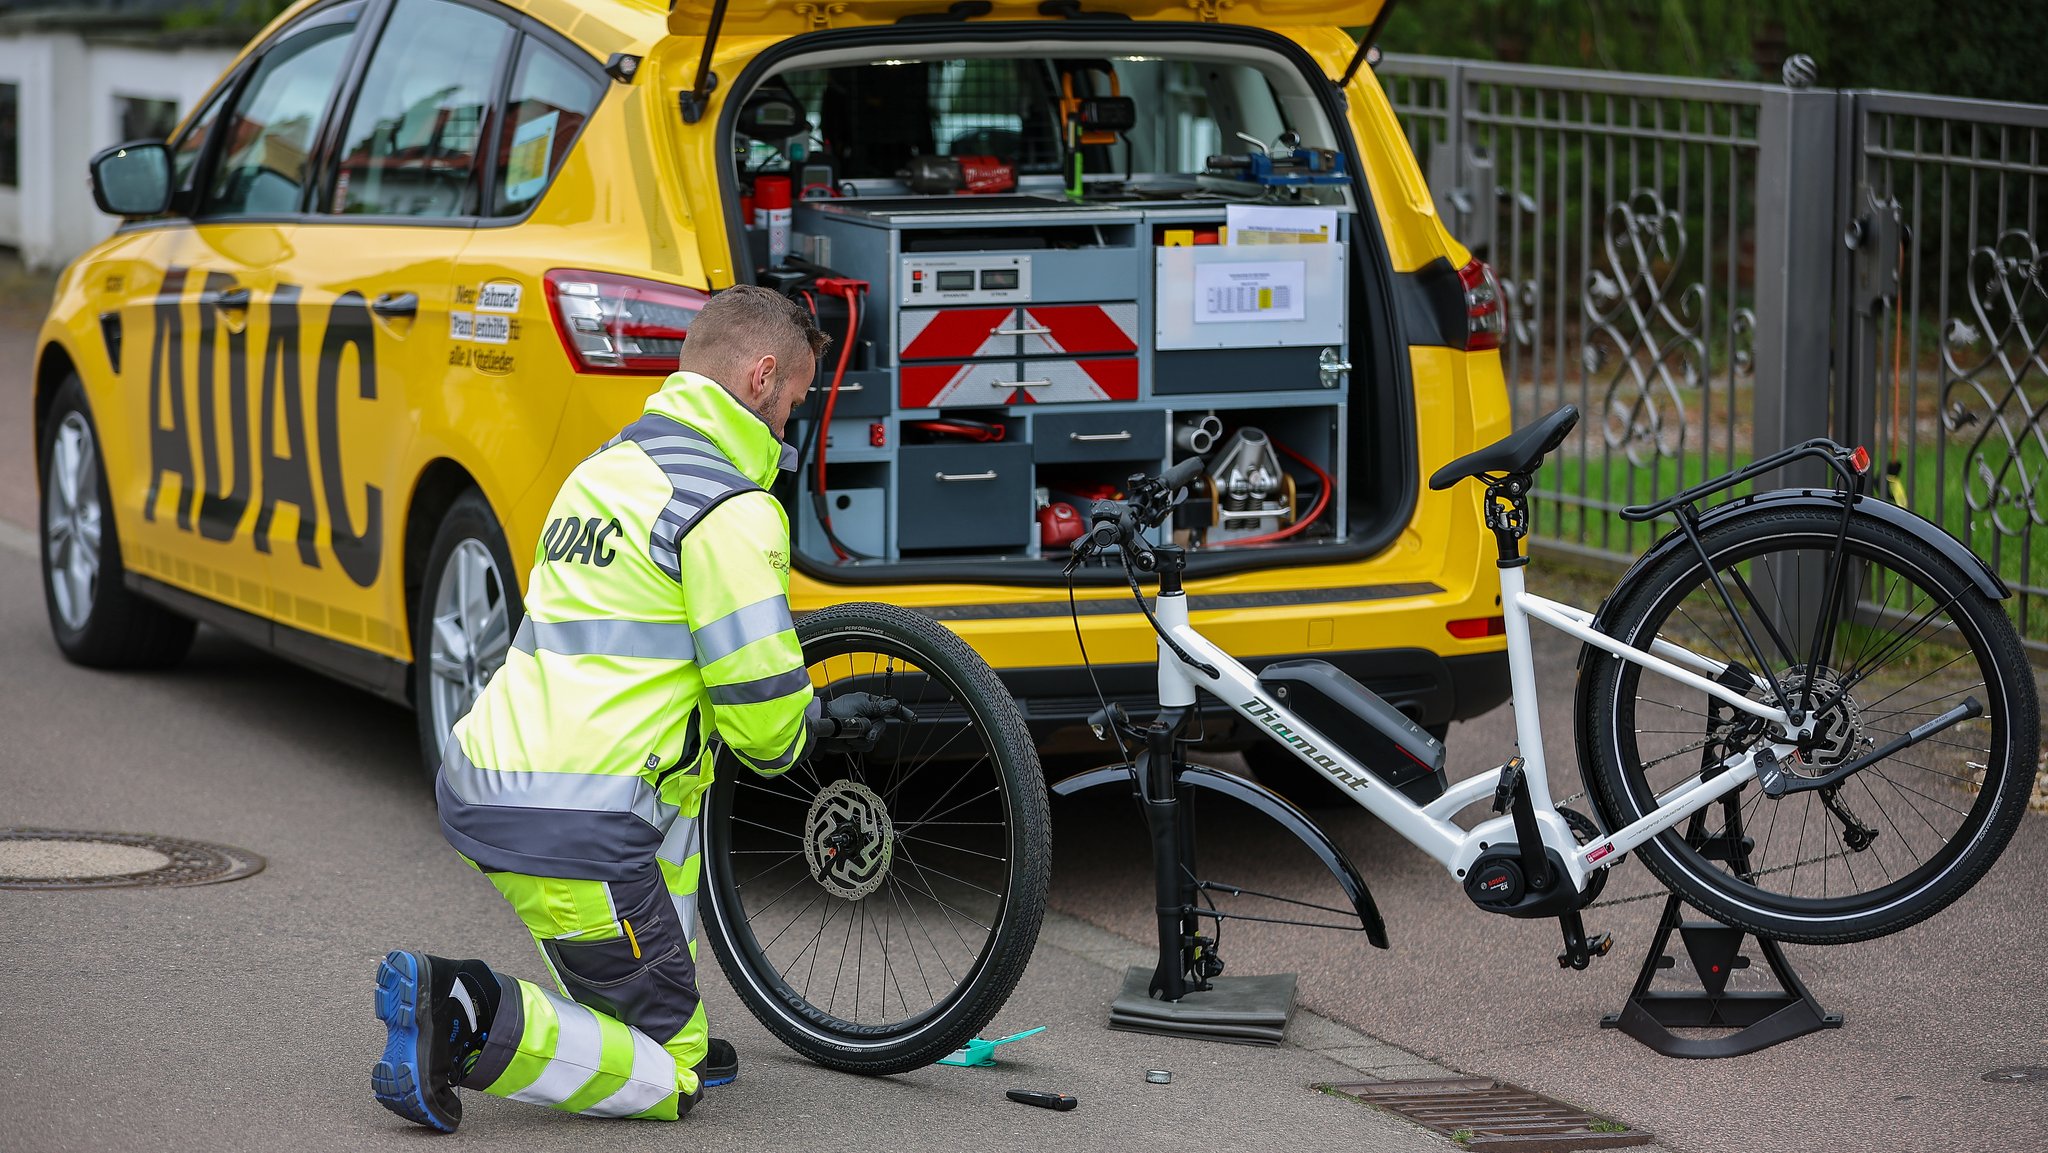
xmin=1107 ymin=965 xmax=1296 ymax=1045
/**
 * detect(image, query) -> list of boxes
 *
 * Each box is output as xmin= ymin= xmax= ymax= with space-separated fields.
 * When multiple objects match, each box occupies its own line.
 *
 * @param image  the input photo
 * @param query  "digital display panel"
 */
xmin=979 ymin=268 xmax=1020 ymax=291
xmin=936 ymin=270 xmax=976 ymax=292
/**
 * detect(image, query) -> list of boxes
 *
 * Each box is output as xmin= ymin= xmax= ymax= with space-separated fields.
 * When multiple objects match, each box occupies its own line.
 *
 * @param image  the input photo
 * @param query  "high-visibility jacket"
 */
xmin=437 ymin=371 xmax=815 ymax=881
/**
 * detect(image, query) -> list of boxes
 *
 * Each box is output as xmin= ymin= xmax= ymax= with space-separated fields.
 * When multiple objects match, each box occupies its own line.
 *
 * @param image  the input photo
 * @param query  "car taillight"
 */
xmin=1447 ymin=615 xmax=1506 ymax=639
xmin=544 ymin=269 xmax=709 ymax=375
xmin=1458 ymin=258 xmax=1504 ymax=352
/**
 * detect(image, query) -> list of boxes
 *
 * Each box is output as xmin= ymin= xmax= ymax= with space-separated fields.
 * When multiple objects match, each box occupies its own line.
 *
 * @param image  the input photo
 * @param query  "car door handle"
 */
xmin=209 ymin=287 xmax=251 ymax=311
xmin=372 ymin=292 xmax=419 ymax=317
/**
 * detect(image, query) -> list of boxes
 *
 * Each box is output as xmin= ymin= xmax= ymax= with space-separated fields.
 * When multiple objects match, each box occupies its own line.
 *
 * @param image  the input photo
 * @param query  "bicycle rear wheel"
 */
xmin=1579 ymin=505 xmax=2037 ymax=944
xmin=702 ymin=602 xmax=1049 ymax=1074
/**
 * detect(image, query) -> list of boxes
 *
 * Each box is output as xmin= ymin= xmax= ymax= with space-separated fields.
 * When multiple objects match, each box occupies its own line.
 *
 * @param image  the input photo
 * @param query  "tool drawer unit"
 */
xmin=789 ymin=195 xmax=1355 ymax=566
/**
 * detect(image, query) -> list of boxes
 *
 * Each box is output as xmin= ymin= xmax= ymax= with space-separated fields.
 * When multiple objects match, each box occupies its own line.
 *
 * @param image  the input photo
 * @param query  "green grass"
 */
xmin=1523 ymin=442 xmax=2048 ymax=648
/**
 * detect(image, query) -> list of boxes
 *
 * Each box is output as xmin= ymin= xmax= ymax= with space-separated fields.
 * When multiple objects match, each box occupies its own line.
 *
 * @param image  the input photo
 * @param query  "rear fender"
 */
xmin=1568 ymin=486 xmax=2007 ymax=812
xmin=1052 ymin=763 xmax=1388 ymax=949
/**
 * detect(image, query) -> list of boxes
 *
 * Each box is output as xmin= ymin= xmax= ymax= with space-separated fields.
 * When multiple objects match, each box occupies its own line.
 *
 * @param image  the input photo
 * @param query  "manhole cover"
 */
xmin=1983 ymin=1067 xmax=2048 ymax=1084
xmin=0 ymin=828 xmax=264 ymax=890
xmin=1323 ymin=1079 xmax=1650 ymax=1151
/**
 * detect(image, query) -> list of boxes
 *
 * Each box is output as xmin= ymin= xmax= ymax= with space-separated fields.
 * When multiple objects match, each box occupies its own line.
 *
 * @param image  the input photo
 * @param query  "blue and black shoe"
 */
xmin=695 ymin=1037 xmax=739 ymax=1088
xmin=372 ymin=950 xmax=463 ymax=1133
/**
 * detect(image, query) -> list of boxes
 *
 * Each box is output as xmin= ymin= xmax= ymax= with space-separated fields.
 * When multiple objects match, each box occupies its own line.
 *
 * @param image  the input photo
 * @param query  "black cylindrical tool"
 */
xmin=1005 ymin=1090 xmax=1078 ymax=1112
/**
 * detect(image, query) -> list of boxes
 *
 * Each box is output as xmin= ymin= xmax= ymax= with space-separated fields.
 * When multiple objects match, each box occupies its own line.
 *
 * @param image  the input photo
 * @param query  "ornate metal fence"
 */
xmin=1381 ymin=55 xmax=2048 ymax=651
xmin=1841 ymin=95 xmax=2048 ymax=647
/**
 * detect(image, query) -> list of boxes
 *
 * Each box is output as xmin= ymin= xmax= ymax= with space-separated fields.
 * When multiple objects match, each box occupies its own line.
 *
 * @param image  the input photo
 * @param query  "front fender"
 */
xmin=1052 ymin=763 xmax=1388 ymax=949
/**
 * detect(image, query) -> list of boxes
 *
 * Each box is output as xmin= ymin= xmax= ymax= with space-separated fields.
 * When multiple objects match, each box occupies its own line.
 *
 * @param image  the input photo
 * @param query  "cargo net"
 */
xmin=799 ymin=60 xmax=1066 ymax=179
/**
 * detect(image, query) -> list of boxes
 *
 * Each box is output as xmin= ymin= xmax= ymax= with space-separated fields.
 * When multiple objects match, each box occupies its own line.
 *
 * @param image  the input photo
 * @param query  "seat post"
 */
xmin=1483 ymin=474 xmax=1533 ymax=568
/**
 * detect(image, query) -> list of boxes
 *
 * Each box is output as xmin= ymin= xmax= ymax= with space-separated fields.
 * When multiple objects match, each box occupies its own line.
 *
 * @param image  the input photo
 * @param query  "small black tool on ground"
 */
xmin=1602 ymin=791 xmax=1841 ymax=1058
xmin=1006 ymin=1090 xmax=1078 ymax=1112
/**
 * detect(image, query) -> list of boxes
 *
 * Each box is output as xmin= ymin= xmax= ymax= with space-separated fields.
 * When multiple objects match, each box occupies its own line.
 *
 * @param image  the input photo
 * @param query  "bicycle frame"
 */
xmin=1151 ymin=563 xmax=1800 ymax=896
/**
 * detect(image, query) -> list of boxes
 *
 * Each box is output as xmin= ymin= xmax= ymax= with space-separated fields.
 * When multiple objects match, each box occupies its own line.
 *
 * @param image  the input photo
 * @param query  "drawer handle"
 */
xmin=834 ymin=382 xmax=864 ymax=393
xmin=935 ymin=470 xmax=999 ymax=482
xmin=990 ymin=325 xmax=1052 ymax=337
xmin=1070 ymin=431 xmax=1133 ymax=443
xmin=994 ymin=379 xmax=1053 ymax=389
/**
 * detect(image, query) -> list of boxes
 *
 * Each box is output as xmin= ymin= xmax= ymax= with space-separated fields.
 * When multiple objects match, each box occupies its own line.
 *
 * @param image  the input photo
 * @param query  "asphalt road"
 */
xmin=0 ymin=539 xmax=1465 ymax=1153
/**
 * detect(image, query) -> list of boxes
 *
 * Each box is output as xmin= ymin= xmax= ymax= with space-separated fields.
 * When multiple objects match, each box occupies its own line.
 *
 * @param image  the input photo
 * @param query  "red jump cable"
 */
xmin=812 ymin=277 xmax=866 ymax=560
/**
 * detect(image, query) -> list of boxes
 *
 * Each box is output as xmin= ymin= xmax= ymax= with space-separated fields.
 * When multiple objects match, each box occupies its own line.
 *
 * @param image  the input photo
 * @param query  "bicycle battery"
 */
xmin=1256 ymin=660 xmax=1448 ymax=803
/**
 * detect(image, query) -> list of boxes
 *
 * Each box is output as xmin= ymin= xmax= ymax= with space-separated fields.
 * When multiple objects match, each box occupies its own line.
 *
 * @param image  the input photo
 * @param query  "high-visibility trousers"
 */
xmin=455 ymin=810 xmax=709 ymax=1120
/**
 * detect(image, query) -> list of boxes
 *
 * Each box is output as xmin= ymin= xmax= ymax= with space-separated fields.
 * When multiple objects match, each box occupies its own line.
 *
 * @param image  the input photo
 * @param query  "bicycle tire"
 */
xmin=701 ymin=602 xmax=1050 ymax=1074
xmin=1579 ymin=505 xmax=2037 ymax=944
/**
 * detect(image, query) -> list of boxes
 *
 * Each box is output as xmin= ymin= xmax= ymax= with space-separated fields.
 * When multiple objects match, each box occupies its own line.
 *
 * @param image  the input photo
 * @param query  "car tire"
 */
xmin=39 ymin=375 xmax=196 ymax=669
xmin=412 ymin=490 xmax=524 ymax=777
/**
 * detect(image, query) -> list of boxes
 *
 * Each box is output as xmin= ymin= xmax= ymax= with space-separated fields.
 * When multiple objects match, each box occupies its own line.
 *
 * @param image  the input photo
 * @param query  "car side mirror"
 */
xmin=89 ymin=141 xmax=173 ymax=217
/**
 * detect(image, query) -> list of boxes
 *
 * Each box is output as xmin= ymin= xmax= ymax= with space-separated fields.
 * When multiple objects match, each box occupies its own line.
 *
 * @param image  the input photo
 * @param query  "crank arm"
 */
xmin=1759 ymin=697 xmax=1982 ymax=798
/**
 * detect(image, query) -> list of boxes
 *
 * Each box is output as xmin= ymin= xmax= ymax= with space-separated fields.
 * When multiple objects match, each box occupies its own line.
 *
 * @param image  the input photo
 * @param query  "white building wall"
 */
xmin=0 ymin=31 xmax=235 ymax=269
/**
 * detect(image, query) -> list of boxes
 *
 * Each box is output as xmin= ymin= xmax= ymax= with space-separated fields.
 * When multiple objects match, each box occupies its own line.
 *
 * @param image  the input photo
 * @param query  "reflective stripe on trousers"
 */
xmin=476 ymin=978 xmax=681 ymax=1119
xmin=458 ymin=807 xmax=709 ymax=1119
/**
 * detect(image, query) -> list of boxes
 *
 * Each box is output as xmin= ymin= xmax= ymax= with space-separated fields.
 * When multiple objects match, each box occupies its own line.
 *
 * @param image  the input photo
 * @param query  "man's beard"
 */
xmin=743 ymin=377 xmax=799 ymax=438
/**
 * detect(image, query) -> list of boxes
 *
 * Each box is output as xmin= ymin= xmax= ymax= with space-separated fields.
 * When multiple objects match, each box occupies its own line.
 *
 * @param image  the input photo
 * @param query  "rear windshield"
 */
xmin=742 ymin=53 xmax=1337 ymax=200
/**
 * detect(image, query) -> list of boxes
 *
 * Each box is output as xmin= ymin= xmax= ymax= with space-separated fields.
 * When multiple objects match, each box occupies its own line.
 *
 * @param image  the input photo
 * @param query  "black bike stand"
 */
xmin=1601 ymin=805 xmax=1842 ymax=1058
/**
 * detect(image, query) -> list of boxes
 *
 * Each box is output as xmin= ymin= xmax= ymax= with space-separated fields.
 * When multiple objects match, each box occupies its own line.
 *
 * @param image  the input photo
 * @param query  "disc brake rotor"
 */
xmin=804 ymin=779 xmax=895 ymax=900
xmin=1775 ymin=666 xmax=1867 ymax=774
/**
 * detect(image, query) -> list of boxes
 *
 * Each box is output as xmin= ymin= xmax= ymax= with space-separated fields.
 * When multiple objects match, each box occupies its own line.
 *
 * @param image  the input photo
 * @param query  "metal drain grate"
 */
xmin=1322 ymin=1078 xmax=1650 ymax=1151
xmin=0 ymin=828 xmax=265 ymax=891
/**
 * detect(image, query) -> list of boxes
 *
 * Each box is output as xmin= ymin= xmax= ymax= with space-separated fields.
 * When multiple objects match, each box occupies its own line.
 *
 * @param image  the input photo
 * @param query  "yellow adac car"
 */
xmin=33 ymin=0 xmax=1512 ymax=791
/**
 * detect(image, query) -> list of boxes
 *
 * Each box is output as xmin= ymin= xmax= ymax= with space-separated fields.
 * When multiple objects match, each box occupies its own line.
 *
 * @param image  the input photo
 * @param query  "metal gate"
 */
xmin=1381 ymin=54 xmax=2048 ymax=650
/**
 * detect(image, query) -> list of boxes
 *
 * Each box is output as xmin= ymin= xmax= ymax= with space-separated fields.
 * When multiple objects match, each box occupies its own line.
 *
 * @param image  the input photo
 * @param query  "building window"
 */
xmin=117 ymin=95 xmax=181 ymax=144
xmin=0 ymin=83 xmax=18 ymax=189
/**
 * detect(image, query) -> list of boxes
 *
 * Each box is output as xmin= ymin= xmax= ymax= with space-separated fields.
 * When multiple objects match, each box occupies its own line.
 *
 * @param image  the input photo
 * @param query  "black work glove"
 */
xmin=808 ymin=692 xmax=918 ymax=756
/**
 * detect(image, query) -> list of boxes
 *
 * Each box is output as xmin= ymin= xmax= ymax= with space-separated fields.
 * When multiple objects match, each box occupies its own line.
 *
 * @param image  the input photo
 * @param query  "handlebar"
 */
xmin=1070 ymin=455 xmax=1208 ymax=569
xmin=1158 ymin=455 xmax=1205 ymax=496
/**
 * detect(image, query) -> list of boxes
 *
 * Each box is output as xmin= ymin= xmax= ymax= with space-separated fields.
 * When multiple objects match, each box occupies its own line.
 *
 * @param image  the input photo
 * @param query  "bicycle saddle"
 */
xmin=1428 ymin=405 xmax=1580 ymax=490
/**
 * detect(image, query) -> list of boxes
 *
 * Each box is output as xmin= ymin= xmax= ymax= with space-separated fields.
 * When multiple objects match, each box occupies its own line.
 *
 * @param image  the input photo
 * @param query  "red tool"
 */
xmin=1037 ymin=502 xmax=1083 ymax=550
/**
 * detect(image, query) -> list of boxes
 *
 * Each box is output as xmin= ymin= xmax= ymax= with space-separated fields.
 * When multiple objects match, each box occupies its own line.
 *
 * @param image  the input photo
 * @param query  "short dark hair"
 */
xmin=678 ymin=283 xmax=829 ymax=379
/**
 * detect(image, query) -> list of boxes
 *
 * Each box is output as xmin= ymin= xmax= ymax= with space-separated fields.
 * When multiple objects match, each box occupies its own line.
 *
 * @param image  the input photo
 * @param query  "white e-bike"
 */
xmin=1053 ymin=404 xmax=2037 ymax=1000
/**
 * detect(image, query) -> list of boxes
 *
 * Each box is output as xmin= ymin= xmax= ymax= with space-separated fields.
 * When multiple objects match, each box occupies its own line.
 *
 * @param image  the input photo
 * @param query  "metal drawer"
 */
xmin=898 ymin=307 xmax=1019 ymax=359
xmin=896 ymin=443 xmax=1033 ymax=551
xmin=1018 ymin=303 xmax=1139 ymax=356
xmin=1007 ymin=358 xmax=1138 ymax=404
xmin=1033 ymin=411 xmax=1164 ymax=463
xmin=900 ymin=361 xmax=1021 ymax=408
xmin=795 ymin=368 xmax=890 ymax=420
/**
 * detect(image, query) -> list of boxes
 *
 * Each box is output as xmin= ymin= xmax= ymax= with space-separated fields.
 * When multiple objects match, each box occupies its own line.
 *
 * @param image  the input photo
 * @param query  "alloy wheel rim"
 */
xmin=44 ymin=413 xmax=102 ymax=631
xmin=427 ymin=539 xmax=512 ymax=758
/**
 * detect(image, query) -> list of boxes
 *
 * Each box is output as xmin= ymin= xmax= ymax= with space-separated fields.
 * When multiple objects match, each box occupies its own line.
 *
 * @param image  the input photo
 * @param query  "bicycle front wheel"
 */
xmin=702 ymin=602 xmax=1050 ymax=1074
xmin=1579 ymin=504 xmax=2038 ymax=944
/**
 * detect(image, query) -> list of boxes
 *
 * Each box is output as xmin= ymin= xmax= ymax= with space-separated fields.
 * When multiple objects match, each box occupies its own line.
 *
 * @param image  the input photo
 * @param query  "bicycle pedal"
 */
xmin=1557 ymin=928 xmax=1613 ymax=970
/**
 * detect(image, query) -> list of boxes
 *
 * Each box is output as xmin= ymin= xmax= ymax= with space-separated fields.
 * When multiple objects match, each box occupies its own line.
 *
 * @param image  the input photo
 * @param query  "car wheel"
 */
xmin=413 ymin=490 xmax=524 ymax=776
xmin=39 ymin=375 xmax=196 ymax=668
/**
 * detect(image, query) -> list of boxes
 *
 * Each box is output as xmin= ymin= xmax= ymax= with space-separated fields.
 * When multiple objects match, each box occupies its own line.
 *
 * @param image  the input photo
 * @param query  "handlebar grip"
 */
xmin=1159 ymin=456 xmax=1205 ymax=494
xmin=1087 ymin=515 xmax=1123 ymax=550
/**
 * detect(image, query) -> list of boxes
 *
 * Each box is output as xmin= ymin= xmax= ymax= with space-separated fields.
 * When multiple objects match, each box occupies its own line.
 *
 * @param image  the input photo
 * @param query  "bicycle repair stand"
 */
xmin=1601 ymin=796 xmax=1842 ymax=1057
xmin=1104 ymin=706 xmax=1299 ymax=1045
xmin=1096 ymin=543 xmax=1301 ymax=1046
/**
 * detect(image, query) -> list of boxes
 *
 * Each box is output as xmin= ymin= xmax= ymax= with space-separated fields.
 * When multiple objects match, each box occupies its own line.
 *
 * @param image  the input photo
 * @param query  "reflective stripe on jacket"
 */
xmin=438 ymin=371 xmax=815 ymax=881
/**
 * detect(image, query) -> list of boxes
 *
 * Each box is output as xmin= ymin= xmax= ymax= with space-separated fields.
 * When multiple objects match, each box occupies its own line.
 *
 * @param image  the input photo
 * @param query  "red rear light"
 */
xmin=1458 ymin=258 xmax=1504 ymax=352
xmin=1850 ymin=445 xmax=1872 ymax=474
xmin=544 ymin=269 xmax=709 ymax=375
xmin=1447 ymin=615 xmax=1506 ymax=639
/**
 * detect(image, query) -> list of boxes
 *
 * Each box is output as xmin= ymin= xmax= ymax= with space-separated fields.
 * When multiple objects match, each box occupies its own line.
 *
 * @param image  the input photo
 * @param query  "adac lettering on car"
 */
xmin=540 ymin=516 xmax=621 ymax=567
xmin=141 ymin=266 xmax=383 ymax=588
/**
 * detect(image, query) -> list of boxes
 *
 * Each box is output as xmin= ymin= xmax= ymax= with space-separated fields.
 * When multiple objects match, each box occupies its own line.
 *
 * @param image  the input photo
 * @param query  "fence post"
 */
xmin=1750 ymin=87 xmax=1840 ymax=486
